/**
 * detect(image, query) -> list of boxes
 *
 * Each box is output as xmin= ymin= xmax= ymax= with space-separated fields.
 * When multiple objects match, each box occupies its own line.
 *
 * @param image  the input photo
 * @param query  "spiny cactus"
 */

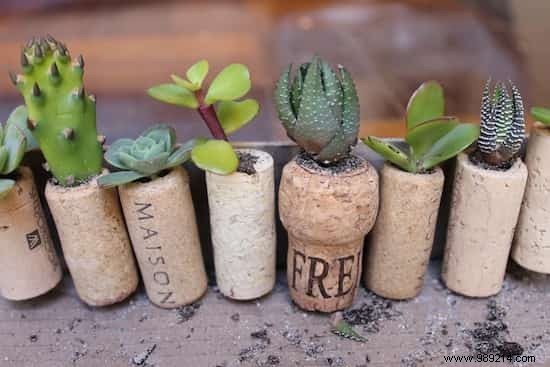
xmin=10 ymin=36 xmax=103 ymax=186
xmin=0 ymin=107 xmax=29 ymax=198
xmin=98 ymin=125 xmax=201 ymax=188
xmin=275 ymin=56 xmax=360 ymax=164
xmin=476 ymin=80 xmax=525 ymax=168
xmin=363 ymin=81 xmax=479 ymax=173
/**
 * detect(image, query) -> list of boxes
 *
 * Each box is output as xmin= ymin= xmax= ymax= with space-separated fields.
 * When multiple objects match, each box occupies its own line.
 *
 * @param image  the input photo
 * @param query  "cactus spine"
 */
xmin=11 ymin=36 xmax=103 ymax=186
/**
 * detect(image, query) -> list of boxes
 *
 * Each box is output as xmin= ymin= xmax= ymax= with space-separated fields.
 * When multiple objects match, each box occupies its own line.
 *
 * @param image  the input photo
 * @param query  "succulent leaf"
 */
xmin=204 ymin=64 xmax=251 ymax=105
xmin=0 ymin=178 xmax=15 ymax=199
xmin=104 ymin=139 xmax=134 ymax=169
xmin=405 ymin=117 xmax=459 ymax=159
xmin=531 ymin=106 xmax=550 ymax=125
xmin=1 ymin=123 xmax=26 ymax=174
xmin=97 ymin=171 xmax=147 ymax=189
xmin=171 ymin=74 xmax=197 ymax=91
xmin=147 ymin=83 xmax=199 ymax=108
xmin=13 ymin=36 xmax=103 ymax=186
xmin=274 ymin=65 xmax=297 ymax=136
xmin=186 ymin=60 xmax=209 ymax=89
xmin=0 ymin=147 xmax=8 ymax=173
xmin=216 ymin=99 xmax=259 ymax=135
xmin=6 ymin=105 xmax=37 ymax=151
xmin=406 ymin=81 xmax=445 ymax=130
xmin=191 ymin=139 xmax=238 ymax=175
xmin=363 ymin=136 xmax=412 ymax=172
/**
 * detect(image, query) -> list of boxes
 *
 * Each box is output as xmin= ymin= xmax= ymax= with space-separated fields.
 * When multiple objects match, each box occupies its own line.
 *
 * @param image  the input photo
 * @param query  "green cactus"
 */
xmin=98 ymin=125 xmax=204 ymax=188
xmin=476 ymin=80 xmax=525 ymax=168
xmin=10 ymin=36 xmax=103 ymax=186
xmin=274 ymin=56 xmax=360 ymax=163
xmin=363 ymin=81 xmax=479 ymax=173
xmin=531 ymin=106 xmax=550 ymax=127
xmin=0 ymin=107 xmax=30 ymax=198
xmin=148 ymin=60 xmax=259 ymax=175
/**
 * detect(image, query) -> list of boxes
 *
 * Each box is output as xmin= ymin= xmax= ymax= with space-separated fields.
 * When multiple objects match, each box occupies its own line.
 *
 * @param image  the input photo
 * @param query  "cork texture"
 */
xmin=279 ymin=156 xmax=379 ymax=312
xmin=206 ymin=149 xmax=276 ymax=300
xmin=442 ymin=153 xmax=527 ymax=297
xmin=0 ymin=167 xmax=62 ymax=301
xmin=512 ymin=126 xmax=550 ymax=273
xmin=119 ymin=166 xmax=208 ymax=308
xmin=45 ymin=171 xmax=138 ymax=306
xmin=365 ymin=164 xmax=444 ymax=300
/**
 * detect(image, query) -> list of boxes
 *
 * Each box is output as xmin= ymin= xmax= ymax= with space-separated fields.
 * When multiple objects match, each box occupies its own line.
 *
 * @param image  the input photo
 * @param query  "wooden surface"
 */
xmin=0 ymin=263 xmax=549 ymax=366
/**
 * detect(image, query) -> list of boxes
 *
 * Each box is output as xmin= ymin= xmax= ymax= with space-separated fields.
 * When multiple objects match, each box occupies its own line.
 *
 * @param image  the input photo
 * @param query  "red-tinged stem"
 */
xmin=195 ymin=89 xmax=228 ymax=141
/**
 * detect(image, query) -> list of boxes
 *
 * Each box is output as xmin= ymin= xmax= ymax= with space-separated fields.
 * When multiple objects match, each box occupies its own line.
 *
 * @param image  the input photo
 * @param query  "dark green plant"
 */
xmin=148 ymin=60 xmax=258 ymax=174
xmin=98 ymin=125 xmax=202 ymax=188
xmin=475 ymin=80 xmax=525 ymax=168
xmin=363 ymin=81 xmax=479 ymax=173
xmin=0 ymin=107 xmax=29 ymax=198
xmin=531 ymin=106 xmax=550 ymax=127
xmin=10 ymin=36 xmax=104 ymax=186
xmin=274 ymin=56 xmax=360 ymax=163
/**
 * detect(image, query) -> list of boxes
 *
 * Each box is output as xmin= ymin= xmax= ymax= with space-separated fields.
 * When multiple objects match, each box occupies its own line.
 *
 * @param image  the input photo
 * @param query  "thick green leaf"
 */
xmin=420 ymin=123 xmax=479 ymax=170
xmin=171 ymin=74 xmax=198 ymax=91
xmin=406 ymin=81 xmax=445 ymax=130
xmin=97 ymin=171 xmax=147 ymax=188
xmin=204 ymin=64 xmax=251 ymax=105
xmin=143 ymin=124 xmax=176 ymax=151
xmin=2 ymin=124 xmax=26 ymax=174
xmin=191 ymin=139 xmax=238 ymax=174
xmin=216 ymin=99 xmax=259 ymax=135
xmin=0 ymin=178 xmax=15 ymax=199
xmin=362 ymin=136 xmax=412 ymax=172
xmin=405 ymin=117 xmax=459 ymax=159
xmin=0 ymin=146 xmax=8 ymax=173
xmin=531 ymin=106 xmax=550 ymax=126
xmin=6 ymin=105 xmax=37 ymax=151
xmin=105 ymin=139 xmax=134 ymax=169
xmin=148 ymin=84 xmax=199 ymax=108
xmin=118 ymin=151 xmax=170 ymax=175
xmin=186 ymin=60 xmax=209 ymax=89
xmin=166 ymin=138 xmax=206 ymax=168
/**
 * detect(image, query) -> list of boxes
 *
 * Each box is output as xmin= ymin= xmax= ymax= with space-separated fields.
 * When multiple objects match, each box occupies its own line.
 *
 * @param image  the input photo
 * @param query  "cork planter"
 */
xmin=442 ymin=153 xmax=527 ymax=297
xmin=205 ymin=149 xmax=276 ymax=300
xmin=365 ymin=163 xmax=444 ymax=300
xmin=119 ymin=166 xmax=208 ymax=308
xmin=0 ymin=167 xmax=62 ymax=301
xmin=45 ymin=171 xmax=139 ymax=306
xmin=279 ymin=154 xmax=379 ymax=312
xmin=512 ymin=124 xmax=550 ymax=273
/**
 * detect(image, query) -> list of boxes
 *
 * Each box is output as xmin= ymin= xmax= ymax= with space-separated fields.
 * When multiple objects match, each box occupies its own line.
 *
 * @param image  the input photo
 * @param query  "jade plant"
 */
xmin=473 ymin=80 xmax=525 ymax=168
xmin=274 ymin=55 xmax=360 ymax=163
xmin=97 ymin=125 xmax=200 ymax=188
xmin=0 ymin=107 xmax=29 ymax=198
xmin=148 ymin=60 xmax=259 ymax=174
xmin=531 ymin=106 xmax=550 ymax=127
xmin=10 ymin=36 xmax=104 ymax=186
xmin=363 ymin=81 xmax=479 ymax=173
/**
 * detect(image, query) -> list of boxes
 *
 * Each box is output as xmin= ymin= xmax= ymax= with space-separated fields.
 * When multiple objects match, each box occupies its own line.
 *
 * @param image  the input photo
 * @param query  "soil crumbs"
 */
xmin=296 ymin=151 xmax=366 ymax=175
xmin=175 ymin=302 xmax=201 ymax=323
xmin=343 ymin=291 xmax=402 ymax=333
xmin=237 ymin=152 xmax=259 ymax=175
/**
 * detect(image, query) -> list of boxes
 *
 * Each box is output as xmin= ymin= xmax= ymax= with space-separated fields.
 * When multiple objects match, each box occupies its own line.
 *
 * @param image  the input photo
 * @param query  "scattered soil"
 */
xmin=132 ymin=344 xmax=156 ymax=366
xmin=237 ymin=152 xmax=259 ymax=175
xmin=230 ymin=313 xmax=240 ymax=322
xmin=343 ymin=291 xmax=402 ymax=333
xmin=251 ymin=329 xmax=271 ymax=344
xmin=295 ymin=151 xmax=366 ymax=175
xmin=468 ymin=150 xmax=517 ymax=171
xmin=175 ymin=302 xmax=201 ymax=323
xmin=239 ymin=342 xmax=267 ymax=362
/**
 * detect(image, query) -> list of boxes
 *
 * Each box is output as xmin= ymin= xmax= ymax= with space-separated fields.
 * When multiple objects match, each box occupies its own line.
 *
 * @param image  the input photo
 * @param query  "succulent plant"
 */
xmin=274 ymin=56 xmax=360 ymax=163
xmin=148 ymin=60 xmax=259 ymax=174
xmin=10 ymin=36 xmax=104 ymax=186
xmin=531 ymin=106 xmax=550 ymax=127
xmin=98 ymin=125 xmax=201 ymax=188
xmin=0 ymin=106 xmax=35 ymax=198
xmin=363 ymin=81 xmax=479 ymax=173
xmin=475 ymin=80 xmax=525 ymax=168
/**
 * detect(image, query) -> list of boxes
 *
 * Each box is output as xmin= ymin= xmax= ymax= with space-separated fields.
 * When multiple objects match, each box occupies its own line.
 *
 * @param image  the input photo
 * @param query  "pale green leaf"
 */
xmin=204 ymin=64 xmax=251 ymax=105
xmin=171 ymin=74 xmax=199 ymax=91
xmin=362 ymin=136 xmax=412 ymax=172
xmin=531 ymin=106 xmax=550 ymax=126
xmin=406 ymin=81 xmax=445 ymax=130
xmin=166 ymin=138 xmax=206 ymax=168
xmin=105 ymin=139 xmax=135 ymax=169
xmin=405 ymin=117 xmax=459 ymax=159
xmin=191 ymin=139 xmax=238 ymax=174
xmin=5 ymin=105 xmax=37 ymax=151
xmin=420 ymin=123 xmax=479 ymax=170
xmin=2 ymin=124 xmax=26 ymax=174
xmin=97 ymin=171 xmax=147 ymax=188
xmin=186 ymin=60 xmax=209 ymax=89
xmin=216 ymin=99 xmax=259 ymax=135
xmin=148 ymin=84 xmax=199 ymax=108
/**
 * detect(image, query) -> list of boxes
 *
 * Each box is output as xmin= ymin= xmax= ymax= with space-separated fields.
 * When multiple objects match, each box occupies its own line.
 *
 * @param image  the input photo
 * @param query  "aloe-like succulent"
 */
xmin=10 ymin=36 xmax=104 ymax=186
xmin=274 ymin=56 xmax=360 ymax=163
xmin=475 ymin=80 xmax=525 ymax=168
xmin=0 ymin=106 xmax=36 ymax=198
xmin=363 ymin=81 xmax=479 ymax=173
xmin=148 ymin=60 xmax=258 ymax=174
xmin=98 ymin=125 xmax=201 ymax=188
xmin=531 ymin=106 xmax=550 ymax=127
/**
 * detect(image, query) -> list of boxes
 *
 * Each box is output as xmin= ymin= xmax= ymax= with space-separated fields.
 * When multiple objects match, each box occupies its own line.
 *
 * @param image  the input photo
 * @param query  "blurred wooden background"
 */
xmin=0 ymin=0 xmax=548 ymax=143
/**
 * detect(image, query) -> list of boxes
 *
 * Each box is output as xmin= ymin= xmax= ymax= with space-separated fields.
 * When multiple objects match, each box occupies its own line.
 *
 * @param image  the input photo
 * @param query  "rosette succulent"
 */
xmin=148 ymin=60 xmax=259 ymax=174
xmin=98 ymin=125 xmax=200 ymax=188
xmin=363 ymin=81 xmax=479 ymax=173
xmin=473 ymin=79 xmax=525 ymax=168
xmin=0 ymin=107 xmax=30 ymax=198
xmin=275 ymin=56 xmax=360 ymax=163
xmin=10 ymin=35 xmax=104 ymax=186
